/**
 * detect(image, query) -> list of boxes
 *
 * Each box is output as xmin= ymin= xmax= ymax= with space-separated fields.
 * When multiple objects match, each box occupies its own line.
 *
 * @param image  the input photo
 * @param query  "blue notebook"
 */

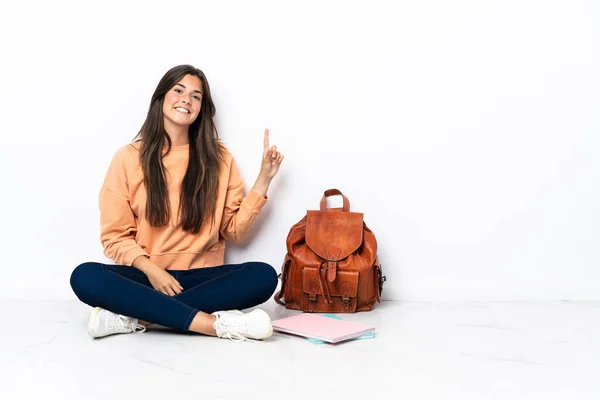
xmin=305 ymin=314 xmax=376 ymax=344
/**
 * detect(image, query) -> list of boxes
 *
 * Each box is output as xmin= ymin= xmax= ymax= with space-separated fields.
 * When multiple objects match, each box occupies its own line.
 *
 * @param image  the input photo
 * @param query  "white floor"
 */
xmin=1 ymin=300 xmax=599 ymax=400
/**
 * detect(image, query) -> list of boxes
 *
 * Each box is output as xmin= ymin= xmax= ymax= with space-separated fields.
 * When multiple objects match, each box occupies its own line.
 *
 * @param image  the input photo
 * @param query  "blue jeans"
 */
xmin=70 ymin=261 xmax=278 ymax=331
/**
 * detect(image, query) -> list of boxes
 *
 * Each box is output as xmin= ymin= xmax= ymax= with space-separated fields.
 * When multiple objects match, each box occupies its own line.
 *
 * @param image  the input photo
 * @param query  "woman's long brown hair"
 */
xmin=133 ymin=65 xmax=224 ymax=233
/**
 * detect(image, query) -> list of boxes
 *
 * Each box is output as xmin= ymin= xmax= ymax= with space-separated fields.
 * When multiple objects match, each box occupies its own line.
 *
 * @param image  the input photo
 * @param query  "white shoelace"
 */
xmin=214 ymin=318 xmax=259 ymax=343
xmin=111 ymin=314 xmax=146 ymax=334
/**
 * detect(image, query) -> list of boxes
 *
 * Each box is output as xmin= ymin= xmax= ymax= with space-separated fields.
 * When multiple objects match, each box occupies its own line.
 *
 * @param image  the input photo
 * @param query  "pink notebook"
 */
xmin=272 ymin=314 xmax=376 ymax=343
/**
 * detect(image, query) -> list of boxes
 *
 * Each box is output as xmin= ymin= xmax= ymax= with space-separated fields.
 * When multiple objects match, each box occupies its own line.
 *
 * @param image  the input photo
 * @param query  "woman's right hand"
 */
xmin=132 ymin=256 xmax=184 ymax=296
xmin=146 ymin=266 xmax=184 ymax=296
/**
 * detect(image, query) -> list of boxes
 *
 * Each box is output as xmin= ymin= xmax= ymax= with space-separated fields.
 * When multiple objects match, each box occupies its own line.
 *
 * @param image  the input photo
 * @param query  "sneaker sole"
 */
xmin=88 ymin=307 xmax=103 ymax=338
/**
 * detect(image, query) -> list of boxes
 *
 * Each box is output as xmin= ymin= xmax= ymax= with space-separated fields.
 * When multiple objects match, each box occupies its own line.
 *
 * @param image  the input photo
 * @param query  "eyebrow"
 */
xmin=175 ymin=83 xmax=203 ymax=95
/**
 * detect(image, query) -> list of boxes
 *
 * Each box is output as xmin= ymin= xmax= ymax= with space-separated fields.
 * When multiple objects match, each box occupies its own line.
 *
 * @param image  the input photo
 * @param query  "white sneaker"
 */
xmin=88 ymin=307 xmax=146 ymax=338
xmin=212 ymin=309 xmax=273 ymax=342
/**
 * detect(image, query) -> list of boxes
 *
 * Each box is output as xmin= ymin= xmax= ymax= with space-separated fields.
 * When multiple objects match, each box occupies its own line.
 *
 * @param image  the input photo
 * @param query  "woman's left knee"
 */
xmin=249 ymin=261 xmax=278 ymax=293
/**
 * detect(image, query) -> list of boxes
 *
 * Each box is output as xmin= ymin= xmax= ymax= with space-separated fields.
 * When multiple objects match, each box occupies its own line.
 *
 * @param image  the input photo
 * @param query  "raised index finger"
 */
xmin=263 ymin=129 xmax=270 ymax=152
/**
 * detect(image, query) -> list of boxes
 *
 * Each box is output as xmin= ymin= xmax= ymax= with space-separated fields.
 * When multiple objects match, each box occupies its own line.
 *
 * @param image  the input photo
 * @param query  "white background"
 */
xmin=0 ymin=0 xmax=598 ymax=301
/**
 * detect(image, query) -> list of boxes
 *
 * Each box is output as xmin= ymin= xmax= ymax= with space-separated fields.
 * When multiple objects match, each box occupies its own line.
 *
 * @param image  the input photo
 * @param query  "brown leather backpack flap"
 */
xmin=301 ymin=267 xmax=359 ymax=312
xmin=305 ymin=210 xmax=364 ymax=261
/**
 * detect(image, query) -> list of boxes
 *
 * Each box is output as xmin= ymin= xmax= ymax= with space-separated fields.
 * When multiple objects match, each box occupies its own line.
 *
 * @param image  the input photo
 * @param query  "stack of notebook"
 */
xmin=272 ymin=313 xmax=376 ymax=344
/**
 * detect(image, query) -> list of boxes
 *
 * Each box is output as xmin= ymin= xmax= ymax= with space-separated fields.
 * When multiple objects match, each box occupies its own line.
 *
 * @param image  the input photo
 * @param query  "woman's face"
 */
xmin=162 ymin=74 xmax=203 ymax=128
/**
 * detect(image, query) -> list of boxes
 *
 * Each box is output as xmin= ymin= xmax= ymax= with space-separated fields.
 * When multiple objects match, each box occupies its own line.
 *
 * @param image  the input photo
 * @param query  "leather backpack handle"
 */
xmin=319 ymin=189 xmax=350 ymax=212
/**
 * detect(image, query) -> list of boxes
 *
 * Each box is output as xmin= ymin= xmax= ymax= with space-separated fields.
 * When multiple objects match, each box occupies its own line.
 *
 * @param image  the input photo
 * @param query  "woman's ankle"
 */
xmin=188 ymin=312 xmax=217 ymax=336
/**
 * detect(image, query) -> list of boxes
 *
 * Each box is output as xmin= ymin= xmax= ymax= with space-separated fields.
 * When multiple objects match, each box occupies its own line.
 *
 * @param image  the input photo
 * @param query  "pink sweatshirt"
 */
xmin=99 ymin=141 xmax=267 ymax=270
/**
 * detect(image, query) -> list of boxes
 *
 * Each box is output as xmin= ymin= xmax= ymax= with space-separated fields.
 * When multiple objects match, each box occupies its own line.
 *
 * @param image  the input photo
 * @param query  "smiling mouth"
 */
xmin=174 ymin=107 xmax=190 ymax=114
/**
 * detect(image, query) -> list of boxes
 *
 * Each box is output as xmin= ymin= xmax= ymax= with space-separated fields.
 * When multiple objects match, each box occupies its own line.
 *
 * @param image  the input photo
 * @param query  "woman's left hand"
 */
xmin=259 ymin=129 xmax=284 ymax=181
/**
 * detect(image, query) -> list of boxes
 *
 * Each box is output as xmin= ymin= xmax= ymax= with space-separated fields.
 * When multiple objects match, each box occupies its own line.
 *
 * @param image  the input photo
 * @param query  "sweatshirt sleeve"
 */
xmin=99 ymin=148 xmax=148 ymax=265
xmin=219 ymin=157 xmax=268 ymax=243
